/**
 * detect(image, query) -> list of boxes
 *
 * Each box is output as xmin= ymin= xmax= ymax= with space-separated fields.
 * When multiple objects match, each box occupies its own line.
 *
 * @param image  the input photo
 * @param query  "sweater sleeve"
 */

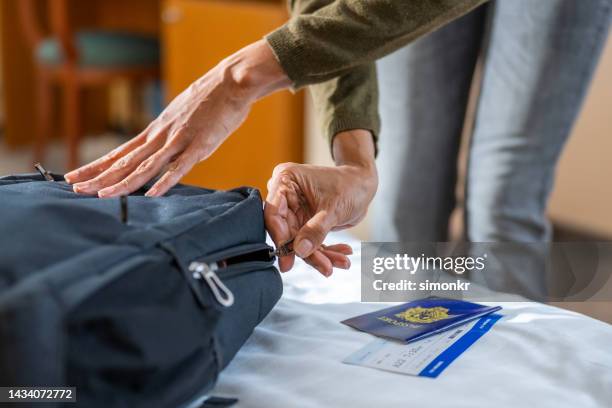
xmin=273 ymin=0 xmax=382 ymax=151
xmin=309 ymin=63 xmax=380 ymax=153
xmin=266 ymin=0 xmax=486 ymax=88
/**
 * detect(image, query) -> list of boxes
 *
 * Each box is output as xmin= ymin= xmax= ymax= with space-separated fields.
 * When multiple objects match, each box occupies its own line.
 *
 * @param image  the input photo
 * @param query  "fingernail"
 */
xmin=98 ymin=189 xmax=111 ymax=198
xmin=73 ymin=183 xmax=86 ymax=193
xmin=295 ymin=239 xmax=313 ymax=257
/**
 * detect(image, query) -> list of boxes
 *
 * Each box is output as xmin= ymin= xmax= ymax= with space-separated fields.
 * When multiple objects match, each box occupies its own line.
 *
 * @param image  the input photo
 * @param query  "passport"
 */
xmin=342 ymin=297 xmax=501 ymax=344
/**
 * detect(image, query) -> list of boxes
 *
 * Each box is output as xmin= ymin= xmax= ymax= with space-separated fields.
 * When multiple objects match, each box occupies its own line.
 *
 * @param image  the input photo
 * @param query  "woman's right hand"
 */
xmin=265 ymin=130 xmax=378 ymax=276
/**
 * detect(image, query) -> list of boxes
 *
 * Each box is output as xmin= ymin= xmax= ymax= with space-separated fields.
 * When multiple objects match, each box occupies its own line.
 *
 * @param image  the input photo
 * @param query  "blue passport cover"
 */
xmin=342 ymin=297 xmax=502 ymax=344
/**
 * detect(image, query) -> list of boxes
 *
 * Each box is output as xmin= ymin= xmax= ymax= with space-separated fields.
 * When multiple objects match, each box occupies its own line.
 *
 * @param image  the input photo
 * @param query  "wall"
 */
xmin=548 ymin=34 xmax=612 ymax=237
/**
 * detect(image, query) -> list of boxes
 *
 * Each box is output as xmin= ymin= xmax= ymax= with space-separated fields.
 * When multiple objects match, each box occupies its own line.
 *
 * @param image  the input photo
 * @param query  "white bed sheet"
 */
xmin=211 ymin=233 xmax=612 ymax=408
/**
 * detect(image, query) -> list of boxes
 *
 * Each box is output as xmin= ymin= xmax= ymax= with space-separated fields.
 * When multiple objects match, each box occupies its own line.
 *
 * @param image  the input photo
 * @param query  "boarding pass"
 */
xmin=343 ymin=314 xmax=502 ymax=378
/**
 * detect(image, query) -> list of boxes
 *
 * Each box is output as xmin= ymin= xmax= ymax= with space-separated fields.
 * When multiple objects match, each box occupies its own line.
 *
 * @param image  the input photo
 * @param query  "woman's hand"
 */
xmin=64 ymin=40 xmax=291 ymax=197
xmin=265 ymin=130 xmax=378 ymax=276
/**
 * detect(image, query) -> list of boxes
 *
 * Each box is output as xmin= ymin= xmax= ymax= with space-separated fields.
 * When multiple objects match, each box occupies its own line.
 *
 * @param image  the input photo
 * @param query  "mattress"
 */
xmin=209 ymin=233 xmax=612 ymax=408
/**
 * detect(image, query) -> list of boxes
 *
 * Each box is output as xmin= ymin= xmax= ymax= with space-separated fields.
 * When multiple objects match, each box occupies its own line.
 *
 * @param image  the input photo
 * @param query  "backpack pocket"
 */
xmin=187 ymin=243 xmax=277 ymax=308
xmin=66 ymin=251 xmax=222 ymax=408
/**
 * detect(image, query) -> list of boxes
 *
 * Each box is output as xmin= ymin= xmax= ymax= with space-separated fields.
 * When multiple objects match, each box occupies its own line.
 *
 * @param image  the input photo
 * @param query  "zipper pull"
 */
xmin=34 ymin=163 xmax=54 ymax=182
xmin=272 ymin=238 xmax=295 ymax=258
xmin=189 ymin=262 xmax=235 ymax=307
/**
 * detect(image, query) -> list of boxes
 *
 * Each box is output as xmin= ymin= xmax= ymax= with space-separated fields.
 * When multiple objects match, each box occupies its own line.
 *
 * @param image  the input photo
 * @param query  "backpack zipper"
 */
xmin=188 ymin=261 xmax=235 ymax=307
xmin=187 ymin=243 xmax=277 ymax=308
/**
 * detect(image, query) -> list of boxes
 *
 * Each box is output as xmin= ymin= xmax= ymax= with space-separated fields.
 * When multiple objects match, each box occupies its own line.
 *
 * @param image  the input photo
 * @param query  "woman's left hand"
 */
xmin=64 ymin=40 xmax=290 ymax=197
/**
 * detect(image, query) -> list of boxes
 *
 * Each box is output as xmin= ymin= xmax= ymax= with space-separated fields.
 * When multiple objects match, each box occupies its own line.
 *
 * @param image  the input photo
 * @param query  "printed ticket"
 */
xmin=343 ymin=314 xmax=502 ymax=378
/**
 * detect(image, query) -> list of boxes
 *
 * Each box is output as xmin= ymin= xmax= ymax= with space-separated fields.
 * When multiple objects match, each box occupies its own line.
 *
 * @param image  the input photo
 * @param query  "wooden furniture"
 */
xmin=16 ymin=0 xmax=160 ymax=169
xmin=0 ymin=0 xmax=160 ymax=152
xmin=2 ymin=0 xmax=302 ymax=191
xmin=161 ymin=0 xmax=303 ymax=193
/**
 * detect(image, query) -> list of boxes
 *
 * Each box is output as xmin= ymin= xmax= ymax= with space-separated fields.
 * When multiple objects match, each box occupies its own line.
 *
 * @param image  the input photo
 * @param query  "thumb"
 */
xmin=294 ymin=211 xmax=335 ymax=258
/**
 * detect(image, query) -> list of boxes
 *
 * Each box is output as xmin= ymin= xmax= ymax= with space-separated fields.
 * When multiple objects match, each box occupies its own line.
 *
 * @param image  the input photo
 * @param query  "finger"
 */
xmin=271 ymin=162 xmax=297 ymax=178
xmin=267 ymin=163 xmax=302 ymax=206
xmin=319 ymin=248 xmax=351 ymax=269
xmin=264 ymin=186 xmax=295 ymax=272
xmin=265 ymin=208 xmax=295 ymax=272
xmin=272 ymin=167 xmax=304 ymax=215
xmin=303 ymin=250 xmax=333 ymax=277
xmin=278 ymin=253 xmax=296 ymax=273
xmin=73 ymin=138 xmax=161 ymax=195
xmin=98 ymin=143 xmax=182 ymax=198
xmin=265 ymin=178 xmax=289 ymax=220
xmin=266 ymin=166 xmax=291 ymax=207
xmin=275 ymin=251 xmax=295 ymax=273
xmin=321 ymin=243 xmax=353 ymax=255
xmin=65 ymin=133 xmax=148 ymax=184
xmin=144 ymin=142 xmax=201 ymax=197
xmin=294 ymin=210 xmax=336 ymax=259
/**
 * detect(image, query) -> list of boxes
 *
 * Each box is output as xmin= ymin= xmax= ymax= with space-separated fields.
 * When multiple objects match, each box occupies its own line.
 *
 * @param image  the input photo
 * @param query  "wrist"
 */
xmin=221 ymin=39 xmax=291 ymax=103
xmin=333 ymin=130 xmax=377 ymax=172
xmin=333 ymin=129 xmax=378 ymax=193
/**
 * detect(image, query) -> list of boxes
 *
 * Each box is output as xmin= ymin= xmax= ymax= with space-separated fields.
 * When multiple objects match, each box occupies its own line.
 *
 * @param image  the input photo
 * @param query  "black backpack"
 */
xmin=0 ymin=173 xmax=283 ymax=407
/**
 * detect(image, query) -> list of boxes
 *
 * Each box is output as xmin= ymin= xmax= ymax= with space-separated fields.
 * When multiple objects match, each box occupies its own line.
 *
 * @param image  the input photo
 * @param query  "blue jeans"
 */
xmin=373 ymin=0 xmax=612 ymax=298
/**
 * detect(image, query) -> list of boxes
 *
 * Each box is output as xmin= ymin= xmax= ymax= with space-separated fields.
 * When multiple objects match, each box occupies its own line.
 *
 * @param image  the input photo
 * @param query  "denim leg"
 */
xmin=465 ymin=0 xmax=612 ymax=297
xmin=372 ymin=5 xmax=488 ymax=242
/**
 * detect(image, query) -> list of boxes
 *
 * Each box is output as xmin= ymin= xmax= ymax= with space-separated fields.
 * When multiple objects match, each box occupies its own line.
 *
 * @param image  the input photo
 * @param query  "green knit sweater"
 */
xmin=265 ymin=0 xmax=486 ymax=150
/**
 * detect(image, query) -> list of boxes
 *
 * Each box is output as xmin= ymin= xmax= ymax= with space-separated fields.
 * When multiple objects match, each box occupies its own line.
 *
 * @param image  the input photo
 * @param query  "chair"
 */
xmin=17 ymin=0 xmax=159 ymax=169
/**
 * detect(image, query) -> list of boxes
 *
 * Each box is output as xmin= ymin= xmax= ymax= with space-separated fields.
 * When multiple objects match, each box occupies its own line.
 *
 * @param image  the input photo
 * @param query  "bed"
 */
xmin=208 ymin=233 xmax=612 ymax=408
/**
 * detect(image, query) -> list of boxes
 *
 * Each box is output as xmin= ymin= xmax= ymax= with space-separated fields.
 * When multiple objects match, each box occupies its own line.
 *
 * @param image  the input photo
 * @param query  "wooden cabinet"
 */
xmin=161 ymin=0 xmax=303 ymax=193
